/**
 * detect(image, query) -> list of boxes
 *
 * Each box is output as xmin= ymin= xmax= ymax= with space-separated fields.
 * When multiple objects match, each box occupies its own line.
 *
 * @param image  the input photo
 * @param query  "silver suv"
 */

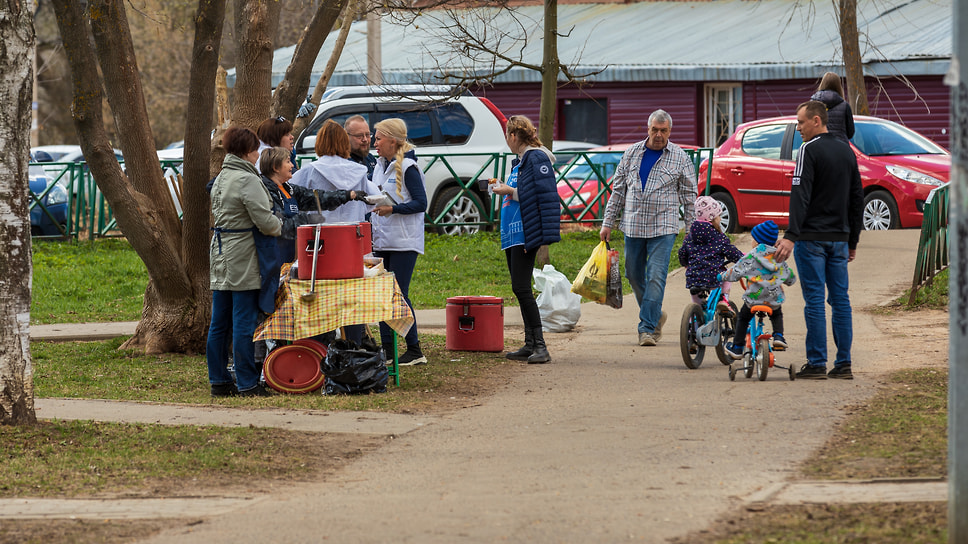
xmin=294 ymin=86 xmax=510 ymax=234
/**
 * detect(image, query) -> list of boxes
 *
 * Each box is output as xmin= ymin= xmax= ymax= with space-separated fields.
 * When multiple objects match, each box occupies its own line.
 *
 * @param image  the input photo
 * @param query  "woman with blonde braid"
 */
xmin=371 ymin=118 xmax=429 ymax=365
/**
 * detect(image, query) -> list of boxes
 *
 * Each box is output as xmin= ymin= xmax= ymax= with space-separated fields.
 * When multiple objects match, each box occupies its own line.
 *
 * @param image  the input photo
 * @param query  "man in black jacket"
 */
xmin=775 ymin=100 xmax=863 ymax=380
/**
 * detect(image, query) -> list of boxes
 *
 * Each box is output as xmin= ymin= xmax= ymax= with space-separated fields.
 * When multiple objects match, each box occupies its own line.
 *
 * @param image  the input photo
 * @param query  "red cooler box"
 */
xmin=296 ymin=223 xmax=365 ymax=280
xmin=445 ymin=296 xmax=504 ymax=352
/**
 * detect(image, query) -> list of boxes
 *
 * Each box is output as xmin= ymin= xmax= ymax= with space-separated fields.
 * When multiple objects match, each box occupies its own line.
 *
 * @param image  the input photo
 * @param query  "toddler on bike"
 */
xmin=677 ymin=196 xmax=744 ymax=313
xmin=719 ymin=220 xmax=797 ymax=357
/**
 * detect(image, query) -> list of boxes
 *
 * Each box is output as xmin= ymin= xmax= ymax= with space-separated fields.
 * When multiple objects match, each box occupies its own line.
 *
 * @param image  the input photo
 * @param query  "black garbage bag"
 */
xmin=321 ymin=339 xmax=388 ymax=395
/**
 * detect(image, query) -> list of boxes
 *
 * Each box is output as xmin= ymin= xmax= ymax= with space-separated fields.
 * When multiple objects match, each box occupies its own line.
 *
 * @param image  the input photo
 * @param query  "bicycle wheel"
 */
xmin=743 ymin=335 xmax=754 ymax=379
xmin=715 ymin=301 xmax=739 ymax=365
xmin=679 ymin=303 xmax=705 ymax=369
xmin=756 ymin=338 xmax=771 ymax=381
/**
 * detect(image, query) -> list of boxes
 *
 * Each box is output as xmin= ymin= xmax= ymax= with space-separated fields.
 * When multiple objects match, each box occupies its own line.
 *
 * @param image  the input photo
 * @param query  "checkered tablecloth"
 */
xmin=255 ymin=267 xmax=414 ymax=342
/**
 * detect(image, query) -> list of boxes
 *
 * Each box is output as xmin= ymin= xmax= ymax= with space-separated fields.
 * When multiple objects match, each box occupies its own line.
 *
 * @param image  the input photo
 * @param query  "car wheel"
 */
xmin=863 ymin=190 xmax=899 ymax=230
xmin=429 ymin=185 xmax=485 ymax=236
xmin=710 ymin=191 xmax=737 ymax=233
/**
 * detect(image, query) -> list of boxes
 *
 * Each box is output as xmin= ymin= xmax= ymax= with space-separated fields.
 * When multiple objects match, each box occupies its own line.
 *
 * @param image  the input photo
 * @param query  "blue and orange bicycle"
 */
xmin=727 ymin=303 xmax=796 ymax=381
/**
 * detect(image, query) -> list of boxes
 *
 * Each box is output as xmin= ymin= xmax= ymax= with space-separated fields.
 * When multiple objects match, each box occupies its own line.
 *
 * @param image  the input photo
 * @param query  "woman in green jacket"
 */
xmin=207 ymin=126 xmax=283 ymax=398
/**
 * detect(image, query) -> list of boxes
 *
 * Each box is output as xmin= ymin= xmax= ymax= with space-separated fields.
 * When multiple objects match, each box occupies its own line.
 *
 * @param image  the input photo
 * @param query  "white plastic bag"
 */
xmin=533 ymin=264 xmax=582 ymax=332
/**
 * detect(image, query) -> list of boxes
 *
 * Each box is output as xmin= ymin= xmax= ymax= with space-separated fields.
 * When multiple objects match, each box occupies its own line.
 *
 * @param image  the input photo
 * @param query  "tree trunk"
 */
xmin=292 ymin=0 xmax=357 ymax=138
xmin=233 ymin=0 xmax=282 ymax=129
xmin=52 ymin=0 xmax=210 ymax=354
xmin=839 ymin=0 xmax=869 ymax=114
xmin=537 ymin=0 xmax=558 ymax=146
xmin=182 ymin=0 xmax=227 ymax=297
xmin=272 ymin=0 xmax=348 ymax=123
xmin=0 ymin=0 xmax=37 ymax=426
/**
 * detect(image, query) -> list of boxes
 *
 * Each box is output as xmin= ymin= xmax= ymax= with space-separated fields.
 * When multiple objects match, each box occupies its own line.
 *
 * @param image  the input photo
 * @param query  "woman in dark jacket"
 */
xmin=811 ymin=72 xmax=855 ymax=146
xmin=259 ymin=146 xmax=362 ymax=267
xmin=491 ymin=115 xmax=561 ymax=364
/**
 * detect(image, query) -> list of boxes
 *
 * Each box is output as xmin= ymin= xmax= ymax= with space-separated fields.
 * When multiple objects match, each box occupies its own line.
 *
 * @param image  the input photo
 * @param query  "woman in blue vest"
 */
xmin=491 ymin=115 xmax=561 ymax=363
xmin=371 ymin=118 xmax=429 ymax=366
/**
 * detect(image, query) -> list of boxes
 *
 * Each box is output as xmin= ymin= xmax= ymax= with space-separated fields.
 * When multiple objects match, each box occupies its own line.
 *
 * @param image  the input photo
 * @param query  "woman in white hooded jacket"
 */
xmin=290 ymin=119 xmax=380 ymax=225
xmin=290 ymin=120 xmax=380 ymax=346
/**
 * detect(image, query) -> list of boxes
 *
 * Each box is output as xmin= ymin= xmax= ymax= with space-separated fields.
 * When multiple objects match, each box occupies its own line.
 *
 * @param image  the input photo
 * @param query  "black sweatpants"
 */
xmin=732 ymin=303 xmax=784 ymax=346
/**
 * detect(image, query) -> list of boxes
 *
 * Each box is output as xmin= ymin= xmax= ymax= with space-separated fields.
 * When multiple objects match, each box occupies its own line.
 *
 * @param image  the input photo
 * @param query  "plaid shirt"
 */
xmin=602 ymin=139 xmax=697 ymax=238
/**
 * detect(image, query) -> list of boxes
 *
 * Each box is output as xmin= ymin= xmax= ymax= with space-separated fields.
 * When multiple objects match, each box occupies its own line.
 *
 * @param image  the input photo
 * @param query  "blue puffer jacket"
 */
xmin=514 ymin=147 xmax=561 ymax=252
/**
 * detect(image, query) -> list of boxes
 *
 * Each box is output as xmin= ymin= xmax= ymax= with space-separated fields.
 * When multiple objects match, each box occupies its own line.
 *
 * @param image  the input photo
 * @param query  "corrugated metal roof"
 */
xmin=245 ymin=0 xmax=951 ymax=87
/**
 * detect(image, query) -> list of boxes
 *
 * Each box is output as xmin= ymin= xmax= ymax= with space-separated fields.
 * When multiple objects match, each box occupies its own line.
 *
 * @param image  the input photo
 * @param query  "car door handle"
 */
xmin=730 ymin=167 xmax=744 ymax=175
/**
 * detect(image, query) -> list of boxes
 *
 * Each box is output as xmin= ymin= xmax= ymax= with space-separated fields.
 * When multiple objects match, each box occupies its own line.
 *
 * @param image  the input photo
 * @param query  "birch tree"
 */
xmin=0 ymin=0 xmax=37 ymax=425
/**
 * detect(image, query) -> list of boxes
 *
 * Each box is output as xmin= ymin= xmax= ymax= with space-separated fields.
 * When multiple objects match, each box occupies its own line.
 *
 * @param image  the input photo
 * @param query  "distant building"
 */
xmin=263 ymin=0 xmax=952 ymax=147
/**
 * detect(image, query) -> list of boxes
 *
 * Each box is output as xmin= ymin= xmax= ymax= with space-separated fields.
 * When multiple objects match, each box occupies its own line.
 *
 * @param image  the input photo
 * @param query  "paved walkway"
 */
xmin=16 ymin=230 xmax=947 ymax=542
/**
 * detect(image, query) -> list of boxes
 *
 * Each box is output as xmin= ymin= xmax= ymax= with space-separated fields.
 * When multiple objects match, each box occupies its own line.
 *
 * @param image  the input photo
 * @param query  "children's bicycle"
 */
xmin=679 ymin=287 xmax=738 ymax=369
xmin=727 ymin=304 xmax=796 ymax=381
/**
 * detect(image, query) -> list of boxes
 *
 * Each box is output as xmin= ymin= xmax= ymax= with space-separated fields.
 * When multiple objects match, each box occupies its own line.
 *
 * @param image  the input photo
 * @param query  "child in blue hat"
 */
xmin=718 ymin=220 xmax=797 ymax=357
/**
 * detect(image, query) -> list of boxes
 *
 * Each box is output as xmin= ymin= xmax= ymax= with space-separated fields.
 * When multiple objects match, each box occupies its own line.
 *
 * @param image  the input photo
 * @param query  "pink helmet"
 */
xmin=694 ymin=196 xmax=721 ymax=223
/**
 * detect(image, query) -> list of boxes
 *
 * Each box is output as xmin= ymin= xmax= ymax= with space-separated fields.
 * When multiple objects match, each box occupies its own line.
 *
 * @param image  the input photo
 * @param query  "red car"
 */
xmin=698 ymin=115 xmax=949 ymax=232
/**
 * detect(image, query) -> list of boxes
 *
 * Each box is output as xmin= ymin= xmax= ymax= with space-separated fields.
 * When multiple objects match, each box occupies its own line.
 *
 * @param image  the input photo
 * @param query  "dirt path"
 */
xmin=105 ymin=229 xmax=944 ymax=544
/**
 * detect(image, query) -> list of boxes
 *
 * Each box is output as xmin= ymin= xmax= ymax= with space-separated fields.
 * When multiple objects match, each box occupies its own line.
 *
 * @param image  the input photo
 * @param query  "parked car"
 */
xmin=698 ymin=115 xmax=950 ymax=232
xmin=28 ymin=160 xmax=69 ymax=237
xmin=31 ymin=144 xmax=124 ymax=195
xmin=294 ymin=85 xmax=509 ymax=235
xmin=551 ymin=140 xmax=601 ymax=171
xmin=557 ymin=144 xmax=628 ymax=221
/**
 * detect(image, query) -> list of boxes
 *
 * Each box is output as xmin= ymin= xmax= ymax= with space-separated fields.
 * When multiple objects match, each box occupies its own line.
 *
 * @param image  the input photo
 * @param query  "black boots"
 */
xmin=506 ymin=327 xmax=535 ymax=361
xmin=526 ymin=327 xmax=551 ymax=364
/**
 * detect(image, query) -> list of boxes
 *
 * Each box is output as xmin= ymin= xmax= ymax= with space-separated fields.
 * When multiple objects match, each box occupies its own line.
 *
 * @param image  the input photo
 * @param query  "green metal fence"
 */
xmin=908 ymin=182 xmax=949 ymax=304
xmin=31 ymin=148 xmax=713 ymax=240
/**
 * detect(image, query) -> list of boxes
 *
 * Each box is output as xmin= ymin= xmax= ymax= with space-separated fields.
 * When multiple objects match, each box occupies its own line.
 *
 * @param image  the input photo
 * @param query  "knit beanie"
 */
xmin=751 ymin=220 xmax=779 ymax=246
xmin=694 ymin=196 xmax=721 ymax=223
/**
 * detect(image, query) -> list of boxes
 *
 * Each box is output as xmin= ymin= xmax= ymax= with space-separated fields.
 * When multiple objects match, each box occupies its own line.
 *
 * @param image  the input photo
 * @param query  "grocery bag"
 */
xmin=604 ymin=245 xmax=623 ymax=309
xmin=570 ymin=241 xmax=609 ymax=304
xmin=534 ymin=264 xmax=582 ymax=332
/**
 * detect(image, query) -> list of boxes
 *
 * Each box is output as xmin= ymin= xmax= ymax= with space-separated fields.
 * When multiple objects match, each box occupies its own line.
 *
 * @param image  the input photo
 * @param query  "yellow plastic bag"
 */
xmin=571 ymin=241 xmax=609 ymax=304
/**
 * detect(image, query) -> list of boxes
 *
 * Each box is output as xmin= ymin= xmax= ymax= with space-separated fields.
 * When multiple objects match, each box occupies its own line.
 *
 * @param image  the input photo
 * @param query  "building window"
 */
xmin=560 ymin=98 xmax=607 ymax=145
xmin=704 ymin=85 xmax=742 ymax=147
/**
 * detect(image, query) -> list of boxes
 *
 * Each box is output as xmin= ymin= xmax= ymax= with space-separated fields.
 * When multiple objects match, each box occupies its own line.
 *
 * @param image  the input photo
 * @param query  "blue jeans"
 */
xmin=624 ymin=233 xmax=676 ymax=334
xmin=794 ymin=240 xmax=852 ymax=369
xmin=375 ymin=250 xmax=420 ymax=350
xmin=206 ymin=290 xmax=262 ymax=391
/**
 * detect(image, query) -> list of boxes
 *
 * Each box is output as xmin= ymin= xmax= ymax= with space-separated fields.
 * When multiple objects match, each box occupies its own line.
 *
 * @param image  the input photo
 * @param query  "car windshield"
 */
xmin=560 ymin=152 xmax=623 ymax=181
xmin=850 ymin=120 xmax=947 ymax=156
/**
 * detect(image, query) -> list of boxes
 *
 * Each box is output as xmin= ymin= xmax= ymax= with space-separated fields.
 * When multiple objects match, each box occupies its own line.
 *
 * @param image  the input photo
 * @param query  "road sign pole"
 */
xmin=950 ymin=1 xmax=967 ymax=541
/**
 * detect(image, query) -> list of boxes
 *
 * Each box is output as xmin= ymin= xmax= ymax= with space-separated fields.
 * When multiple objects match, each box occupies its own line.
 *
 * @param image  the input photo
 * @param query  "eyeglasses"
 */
xmin=347 ymin=132 xmax=370 ymax=140
xmin=275 ymin=116 xmax=287 ymax=123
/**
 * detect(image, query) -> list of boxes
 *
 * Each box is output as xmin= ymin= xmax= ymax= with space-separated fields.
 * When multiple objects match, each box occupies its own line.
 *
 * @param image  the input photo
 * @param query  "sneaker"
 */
xmin=772 ymin=333 xmax=788 ymax=351
xmin=239 ymin=383 xmax=272 ymax=397
xmin=638 ymin=332 xmax=656 ymax=346
xmin=716 ymin=301 xmax=734 ymax=316
xmin=397 ymin=347 xmax=428 ymax=366
xmin=828 ymin=365 xmax=854 ymax=380
xmin=210 ymin=383 xmax=238 ymax=397
xmin=724 ymin=342 xmax=744 ymax=360
xmin=796 ymin=364 xmax=828 ymax=380
xmin=652 ymin=312 xmax=668 ymax=342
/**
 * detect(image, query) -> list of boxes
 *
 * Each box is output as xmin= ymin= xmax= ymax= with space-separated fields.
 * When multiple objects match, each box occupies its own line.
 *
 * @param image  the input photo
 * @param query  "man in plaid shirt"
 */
xmin=600 ymin=110 xmax=697 ymax=346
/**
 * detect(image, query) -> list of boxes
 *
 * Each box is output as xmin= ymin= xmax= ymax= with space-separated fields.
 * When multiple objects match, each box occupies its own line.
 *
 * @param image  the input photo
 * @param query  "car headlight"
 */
xmin=886 ymin=165 xmax=944 ymax=186
xmin=45 ymin=183 xmax=69 ymax=205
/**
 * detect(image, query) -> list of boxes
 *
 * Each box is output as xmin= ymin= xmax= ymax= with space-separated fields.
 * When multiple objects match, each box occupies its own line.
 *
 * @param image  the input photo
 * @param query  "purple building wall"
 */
xmin=480 ymin=75 xmax=949 ymax=149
